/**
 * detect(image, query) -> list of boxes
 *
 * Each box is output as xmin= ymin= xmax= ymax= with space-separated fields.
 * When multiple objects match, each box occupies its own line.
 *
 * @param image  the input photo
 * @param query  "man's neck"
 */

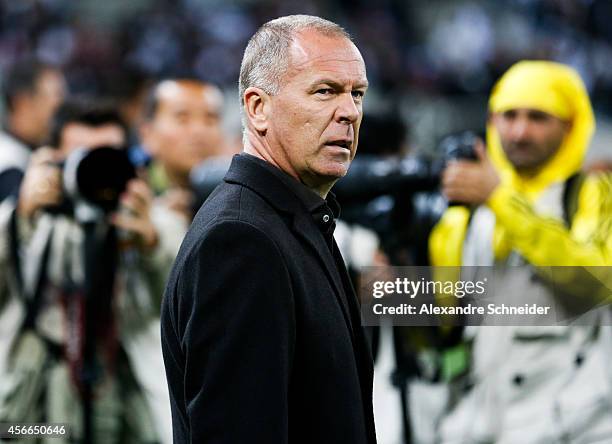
xmin=165 ymin=166 xmax=191 ymax=189
xmin=243 ymin=138 xmax=333 ymax=199
xmin=516 ymin=166 xmax=544 ymax=179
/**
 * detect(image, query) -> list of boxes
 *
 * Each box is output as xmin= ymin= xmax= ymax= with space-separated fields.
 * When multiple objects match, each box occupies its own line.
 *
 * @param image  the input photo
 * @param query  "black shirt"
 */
xmin=237 ymin=152 xmax=359 ymax=339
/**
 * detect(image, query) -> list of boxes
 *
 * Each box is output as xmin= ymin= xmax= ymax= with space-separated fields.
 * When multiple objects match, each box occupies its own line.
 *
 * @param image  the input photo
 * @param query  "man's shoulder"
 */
xmin=177 ymin=182 xmax=287 ymax=259
xmin=164 ymin=203 xmax=287 ymax=302
xmin=578 ymin=172 xmax=612 ymax=200
xmin=573 ymin=171 xmax=612 ymax=220
xmin=160 ymin=188 xmax=295 ymax=343
xmin=192 ymin=180 xmax=285 ymax=233
xmin=0 ymin=132 xmax=30 ymax=173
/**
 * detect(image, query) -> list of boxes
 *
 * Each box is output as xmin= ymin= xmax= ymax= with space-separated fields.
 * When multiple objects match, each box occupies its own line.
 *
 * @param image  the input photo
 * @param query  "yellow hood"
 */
xmin=487 ymin=60 xmax=595 ymax=197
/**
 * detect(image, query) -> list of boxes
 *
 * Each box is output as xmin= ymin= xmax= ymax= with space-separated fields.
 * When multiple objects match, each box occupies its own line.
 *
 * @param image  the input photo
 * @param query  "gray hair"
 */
xmin=238 ymin=15 xmax=351 ymax=135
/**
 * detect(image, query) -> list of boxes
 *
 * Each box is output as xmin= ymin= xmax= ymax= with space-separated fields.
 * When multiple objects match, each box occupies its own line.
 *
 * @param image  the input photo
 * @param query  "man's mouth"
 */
xmin=325 ymin=139 xmax=352 ymax=150
xmin=508 ymin=141 xmax=534 ymax=151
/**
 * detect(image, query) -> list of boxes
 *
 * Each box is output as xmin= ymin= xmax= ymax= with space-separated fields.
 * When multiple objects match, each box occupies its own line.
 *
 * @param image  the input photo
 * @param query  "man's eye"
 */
xmin=528 ymin=111 xmax=550 ymax=122
xmin=502 ymin=111 xmax=516 ymax=120
xmin=316 ymin=88 xmax=334 ymax=95
xmin=352 ymin=90 xmax=365 ymax=99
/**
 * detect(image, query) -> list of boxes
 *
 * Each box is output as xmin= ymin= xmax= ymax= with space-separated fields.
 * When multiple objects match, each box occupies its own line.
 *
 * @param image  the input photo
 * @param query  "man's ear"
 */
xmin=486 ymin=111 xmax=495 ymax=125
xmin=243 ymin=87 xmax=270 ymax=134
xmin=11 ymin=93 xmax=31 ymax=116
xmin=563 ymin=119 xmax=573 ymax=134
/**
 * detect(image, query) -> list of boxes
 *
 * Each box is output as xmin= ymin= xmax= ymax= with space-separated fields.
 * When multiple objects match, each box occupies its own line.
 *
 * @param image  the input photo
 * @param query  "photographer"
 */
xmin=429 ymin=61 xmax=612 ymax=443
xmin=140 ymin=78 xmax=226 ymax=223
xmin=0 ymin=58 xmax=66 ymax=201
xmin=0 ymin=99 xmax=177 ymax=443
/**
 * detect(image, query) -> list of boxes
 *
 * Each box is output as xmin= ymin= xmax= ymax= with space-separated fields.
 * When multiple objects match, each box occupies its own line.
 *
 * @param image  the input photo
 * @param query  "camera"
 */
xmin=440 ymin=131 xmax=478 ymax=162
xmin=331 ymin=130 xmax=482 ymax=262
xmin=46 ymin=146 xmax=136 ymax=217
xmin=333 ymin=154 xmax=445 ymax=264
xmin=439 ymin=131 xmax=480 ymax=206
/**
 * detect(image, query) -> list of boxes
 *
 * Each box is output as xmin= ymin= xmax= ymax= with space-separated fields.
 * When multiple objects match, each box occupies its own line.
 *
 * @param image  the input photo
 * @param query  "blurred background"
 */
xmin=2 ymin=0 xmax=612 ymax=160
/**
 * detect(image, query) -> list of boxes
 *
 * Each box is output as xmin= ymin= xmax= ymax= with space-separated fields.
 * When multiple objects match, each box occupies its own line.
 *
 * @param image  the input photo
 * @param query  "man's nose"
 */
xmin=335 ymin=93 xmax=360 ymax=124
xmin=188 ymin=121 xmax=210 ymax=138
xmin=509 ymin=117 xmax=531 ymax=140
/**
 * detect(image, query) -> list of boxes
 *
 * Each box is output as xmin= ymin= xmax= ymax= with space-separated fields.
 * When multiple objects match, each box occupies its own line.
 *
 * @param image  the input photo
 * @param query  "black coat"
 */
xmin=161 ymin=154 xmax=377 ymax=444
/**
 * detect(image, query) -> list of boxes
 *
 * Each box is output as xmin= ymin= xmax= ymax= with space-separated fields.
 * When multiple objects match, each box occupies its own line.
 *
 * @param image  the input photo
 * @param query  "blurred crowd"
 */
xmin=0 ymin=58 xmax=233 ymax=442
xmin=5 ymin=0 xmax=612 ymax=148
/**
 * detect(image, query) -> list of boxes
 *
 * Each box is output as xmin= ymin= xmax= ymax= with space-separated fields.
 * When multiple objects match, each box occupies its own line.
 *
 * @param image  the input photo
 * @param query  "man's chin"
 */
xmin=302 ymin=166 xmax=347 ymax=192
xmin=507 ymin=153 xmax=537 ymax=168
xmin=319 ymin=163 xmax=350 ymax=180
xmin=511 ymin=159 xmax=548 ymax=175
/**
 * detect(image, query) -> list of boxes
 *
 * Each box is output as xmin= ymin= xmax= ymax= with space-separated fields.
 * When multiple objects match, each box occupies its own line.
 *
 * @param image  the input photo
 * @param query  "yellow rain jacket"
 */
xmin=429 ymin=61 xmax=612 ymax=272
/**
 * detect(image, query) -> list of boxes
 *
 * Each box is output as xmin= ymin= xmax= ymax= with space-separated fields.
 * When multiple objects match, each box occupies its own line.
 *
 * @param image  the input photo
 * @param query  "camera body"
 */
xmin=440 ymin=131 xmax=478 ymax=163
xmin=439 ymin=131 xmax=480 ymax=206
xmin=329 ymin=130 xmax=482 ymax=262
xmin=46 ymin=146 xmax=136 ymax=217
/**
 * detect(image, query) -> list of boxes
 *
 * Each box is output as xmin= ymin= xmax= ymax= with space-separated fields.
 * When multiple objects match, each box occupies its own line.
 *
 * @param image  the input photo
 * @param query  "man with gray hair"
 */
xmin=161 ymin=14 xmax=376 ymax=443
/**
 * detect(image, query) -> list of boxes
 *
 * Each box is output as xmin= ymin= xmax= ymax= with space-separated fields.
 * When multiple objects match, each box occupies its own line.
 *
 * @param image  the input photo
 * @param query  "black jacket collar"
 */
xmin=224 ymin=154 xmax=306 ymax=216
xmin=224 ymin=153 xmax=340 ymax=218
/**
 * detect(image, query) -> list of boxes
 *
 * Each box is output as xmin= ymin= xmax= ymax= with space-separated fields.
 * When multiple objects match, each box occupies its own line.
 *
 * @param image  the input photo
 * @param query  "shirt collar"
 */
xmin=2 ymin=127 xmax=36 ymax=151
xmin=239 ymin=153 xmax=340 ymax=231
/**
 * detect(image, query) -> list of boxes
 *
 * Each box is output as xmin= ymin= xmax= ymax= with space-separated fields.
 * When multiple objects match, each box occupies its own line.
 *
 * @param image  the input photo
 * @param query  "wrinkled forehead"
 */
xmin=286 ymin=30 xmax=367 ymax=81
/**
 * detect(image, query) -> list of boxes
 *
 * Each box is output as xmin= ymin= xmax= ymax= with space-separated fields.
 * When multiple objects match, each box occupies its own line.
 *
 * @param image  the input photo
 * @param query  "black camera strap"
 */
xmin=80 ymin=220 xmax=119 ymax=444
xmin=562 ymin=172 xmax=586 ymax=228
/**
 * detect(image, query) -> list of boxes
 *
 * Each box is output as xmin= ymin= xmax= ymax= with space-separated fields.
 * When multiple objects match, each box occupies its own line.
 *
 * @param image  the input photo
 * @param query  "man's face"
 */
xmin=142 ymin=80 xmax=224 ymax=181
xmin=492 ymin=108 xmax=569 ymax=174
xmin=59 ymin=123 xmax=126 ymax=158
xmin=265 ymin=30 xmax=368 ymax=189
xmin=32 ymin=69 xmax=66 ymax=139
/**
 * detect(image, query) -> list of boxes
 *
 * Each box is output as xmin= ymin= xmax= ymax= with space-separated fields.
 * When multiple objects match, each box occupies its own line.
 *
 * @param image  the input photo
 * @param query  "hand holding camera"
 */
xmin=17 ymin=145 xmax=158 ymax=251
xmin=111 ymin=178 xmax=159 ymax=252
xmin=17 ymin=147 xmax=63 ymax=219
xmin=442 ymin=139 xmax=500 ymax=205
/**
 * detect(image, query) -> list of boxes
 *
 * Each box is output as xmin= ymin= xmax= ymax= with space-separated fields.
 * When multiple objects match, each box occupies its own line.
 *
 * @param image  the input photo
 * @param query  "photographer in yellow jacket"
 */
xmin=429 ymin=61 xmax=612 ymax=443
